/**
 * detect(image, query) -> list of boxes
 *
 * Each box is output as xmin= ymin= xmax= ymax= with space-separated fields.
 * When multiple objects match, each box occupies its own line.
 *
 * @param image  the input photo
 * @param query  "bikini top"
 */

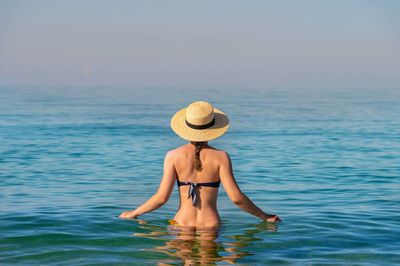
xmin=177 ymin=179 xmax=220 ymax=207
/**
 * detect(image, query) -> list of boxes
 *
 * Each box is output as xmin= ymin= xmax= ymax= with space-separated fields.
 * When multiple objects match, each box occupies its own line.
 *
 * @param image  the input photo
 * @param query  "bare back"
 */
xmin=171 ymin=143 xmax=225 ymax=226
xmin=119 ymin=142 xmax=280 ymax=224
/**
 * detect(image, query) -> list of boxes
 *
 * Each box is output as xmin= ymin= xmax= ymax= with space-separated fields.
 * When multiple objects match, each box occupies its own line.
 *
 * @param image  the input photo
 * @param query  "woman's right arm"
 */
xmin=219 ymin=151 xmax=281 ymax=223
xmin=119 ymin=150 xmax=177 ymax=219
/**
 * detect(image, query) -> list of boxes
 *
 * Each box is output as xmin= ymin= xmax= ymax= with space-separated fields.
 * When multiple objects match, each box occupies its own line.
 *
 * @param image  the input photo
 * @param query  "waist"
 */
xmin=169 ymin=219 xmax=220 ymax=228
xmin=173 ymin=209 xmax=221 ymax=227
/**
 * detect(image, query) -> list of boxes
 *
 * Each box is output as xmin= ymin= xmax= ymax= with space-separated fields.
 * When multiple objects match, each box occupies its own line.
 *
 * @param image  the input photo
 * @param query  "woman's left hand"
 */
xmin=119 ymin=211 xmax=137 ymax=219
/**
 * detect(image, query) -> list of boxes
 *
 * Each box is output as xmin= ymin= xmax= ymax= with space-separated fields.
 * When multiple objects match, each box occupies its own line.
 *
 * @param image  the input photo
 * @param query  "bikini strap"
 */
xmin=176 ymin=180 xmax=221 ymax=207
xmin=177 ymin=180 xmax=220 ymax=187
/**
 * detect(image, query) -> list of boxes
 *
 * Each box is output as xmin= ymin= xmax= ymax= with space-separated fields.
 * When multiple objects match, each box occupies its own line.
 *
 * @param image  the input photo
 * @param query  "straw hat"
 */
xmin=171 ymin=101 xmax=229 ymax=141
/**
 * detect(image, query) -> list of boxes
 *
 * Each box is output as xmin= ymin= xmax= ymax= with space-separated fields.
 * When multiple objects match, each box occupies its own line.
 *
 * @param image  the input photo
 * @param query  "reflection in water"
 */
xmin=132 ymin=219 xmax=278 ymax=265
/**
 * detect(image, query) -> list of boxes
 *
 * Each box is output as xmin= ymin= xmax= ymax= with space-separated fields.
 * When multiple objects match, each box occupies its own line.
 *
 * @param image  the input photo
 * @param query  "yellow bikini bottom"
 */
xmin=168 ymin=220 xmax=220 ymax=228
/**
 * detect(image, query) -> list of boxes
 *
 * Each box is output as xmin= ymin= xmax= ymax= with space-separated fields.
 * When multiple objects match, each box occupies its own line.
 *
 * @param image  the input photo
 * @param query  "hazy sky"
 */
xmin=0 ymin=0 xmax=399 ymax=87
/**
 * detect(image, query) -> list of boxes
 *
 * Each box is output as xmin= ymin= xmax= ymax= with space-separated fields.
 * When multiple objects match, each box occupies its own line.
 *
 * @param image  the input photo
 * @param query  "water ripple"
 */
xmin=1 ymin=87 xmax=400 ymax=264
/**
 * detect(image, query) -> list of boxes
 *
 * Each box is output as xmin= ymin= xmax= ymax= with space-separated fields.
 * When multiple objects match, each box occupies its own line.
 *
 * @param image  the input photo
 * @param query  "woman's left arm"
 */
xmin=119 ymin=151 xmax=177 ymax=219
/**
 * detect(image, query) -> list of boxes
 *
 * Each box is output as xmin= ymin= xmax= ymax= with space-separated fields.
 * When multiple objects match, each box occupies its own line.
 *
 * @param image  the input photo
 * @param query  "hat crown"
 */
xmin=185 ymin=101 xmax=214 ymax=126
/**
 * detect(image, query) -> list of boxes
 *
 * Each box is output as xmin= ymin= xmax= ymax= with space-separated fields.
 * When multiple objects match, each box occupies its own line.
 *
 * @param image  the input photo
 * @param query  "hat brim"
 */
xmin=171 ymin=107 xmax=229 ymax=141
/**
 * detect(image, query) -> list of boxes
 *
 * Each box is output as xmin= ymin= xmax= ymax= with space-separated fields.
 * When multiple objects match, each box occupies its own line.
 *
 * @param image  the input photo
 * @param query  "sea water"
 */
xmin=1 ymin=86 xmax=399 ymax=265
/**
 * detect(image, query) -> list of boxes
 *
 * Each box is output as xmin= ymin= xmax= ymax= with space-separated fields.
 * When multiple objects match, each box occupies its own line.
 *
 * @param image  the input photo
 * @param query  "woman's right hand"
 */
xmin=264 ymin=214 xmax=281 ymax=223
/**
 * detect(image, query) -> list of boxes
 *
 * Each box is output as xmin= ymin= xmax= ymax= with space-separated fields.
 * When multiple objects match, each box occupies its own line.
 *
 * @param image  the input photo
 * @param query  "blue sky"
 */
xmin=0 ymin=0 xmax=399 ymax=87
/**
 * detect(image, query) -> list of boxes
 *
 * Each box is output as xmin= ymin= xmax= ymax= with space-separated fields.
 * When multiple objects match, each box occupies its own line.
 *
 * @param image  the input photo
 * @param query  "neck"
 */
xmin=190 ymin=141 xmax=207 ymax=146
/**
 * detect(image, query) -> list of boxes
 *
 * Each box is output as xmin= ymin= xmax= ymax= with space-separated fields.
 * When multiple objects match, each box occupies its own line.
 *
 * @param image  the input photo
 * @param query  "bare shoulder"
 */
xmin=208 ymin=147 xmax=230 ymax=163
xmin=208 ymin=146 xmax=228 ymax=157
xmin=165 ymin=145 xmax=187 ymax=160
xmin=215 ymin=149 xmax=233 ymax=178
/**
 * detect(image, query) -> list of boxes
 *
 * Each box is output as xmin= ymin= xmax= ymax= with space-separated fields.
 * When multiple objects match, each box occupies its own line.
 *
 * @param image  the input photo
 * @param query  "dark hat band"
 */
xmin=185 ymin=118 xmax=215 ymax=130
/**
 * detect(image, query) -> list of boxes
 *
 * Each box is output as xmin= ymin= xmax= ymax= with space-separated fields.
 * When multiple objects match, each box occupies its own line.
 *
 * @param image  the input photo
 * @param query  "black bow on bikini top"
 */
xmin=177 ymin=180 xmax=220 ymax=206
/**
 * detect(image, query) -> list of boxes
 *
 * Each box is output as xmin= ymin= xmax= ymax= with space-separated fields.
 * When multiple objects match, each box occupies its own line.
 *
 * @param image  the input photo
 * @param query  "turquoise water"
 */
xmin=1 ymin=86 xmax=400 ymax=265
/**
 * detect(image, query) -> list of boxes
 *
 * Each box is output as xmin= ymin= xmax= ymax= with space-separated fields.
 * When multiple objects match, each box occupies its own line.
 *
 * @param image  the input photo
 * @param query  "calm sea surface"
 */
xmin=1 ymin=86 xmax=399 ymax=265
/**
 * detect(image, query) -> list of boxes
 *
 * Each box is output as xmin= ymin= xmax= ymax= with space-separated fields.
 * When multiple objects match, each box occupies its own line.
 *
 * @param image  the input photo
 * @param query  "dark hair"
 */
xmin=193 ymin=142 xmax=205 ymax=171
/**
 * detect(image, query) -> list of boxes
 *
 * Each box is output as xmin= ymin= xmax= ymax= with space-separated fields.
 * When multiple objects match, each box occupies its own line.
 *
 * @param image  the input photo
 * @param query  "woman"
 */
xmin=119 ymin=101 xmax=281 ymax=226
